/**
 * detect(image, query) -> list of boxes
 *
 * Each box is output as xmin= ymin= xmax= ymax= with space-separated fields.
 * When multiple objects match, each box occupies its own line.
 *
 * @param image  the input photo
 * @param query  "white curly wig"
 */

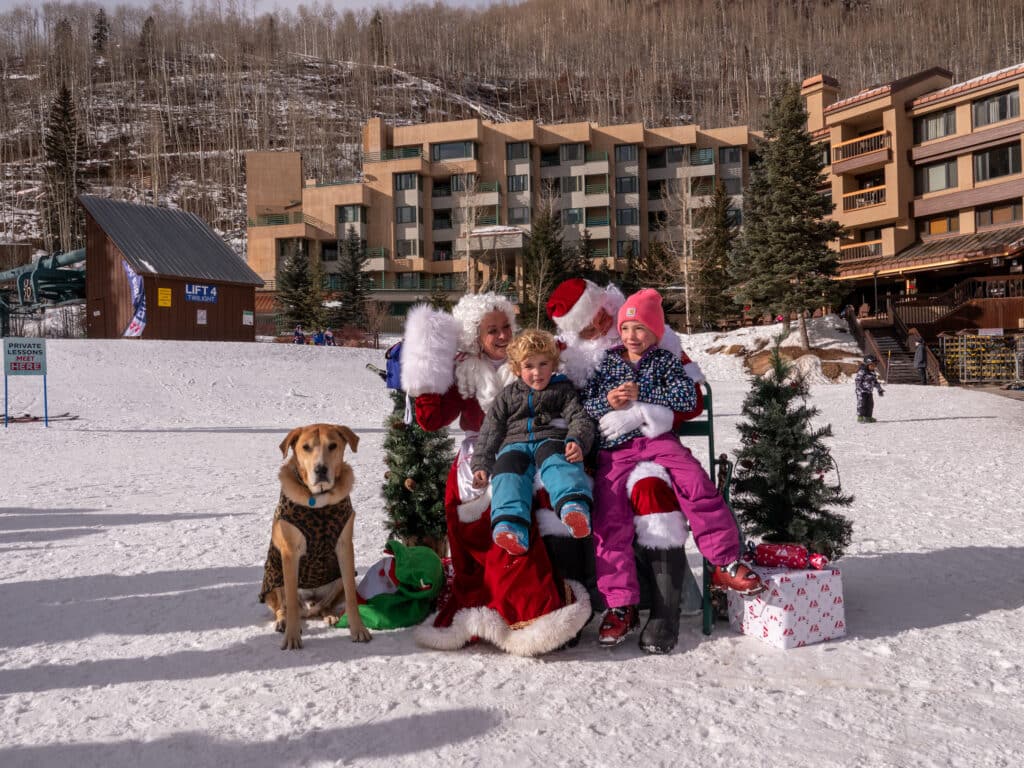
xmin=452 ymin=292 xmax=518 ymax=354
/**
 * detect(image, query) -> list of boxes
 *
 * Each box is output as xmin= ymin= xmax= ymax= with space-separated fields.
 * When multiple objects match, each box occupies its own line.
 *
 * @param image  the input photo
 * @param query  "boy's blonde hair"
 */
xmin=507 ymin=329 xmax=560 ymax=374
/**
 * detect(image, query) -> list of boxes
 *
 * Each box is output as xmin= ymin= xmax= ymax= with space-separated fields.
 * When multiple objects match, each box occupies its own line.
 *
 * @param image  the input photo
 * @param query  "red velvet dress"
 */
xmin=411 ymin=386 xmax=588 ymax=656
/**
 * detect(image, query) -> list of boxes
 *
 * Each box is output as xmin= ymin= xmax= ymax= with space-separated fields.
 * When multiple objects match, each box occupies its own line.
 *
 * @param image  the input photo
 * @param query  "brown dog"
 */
xmin=258 ymin=423 xmax=372 ymax=649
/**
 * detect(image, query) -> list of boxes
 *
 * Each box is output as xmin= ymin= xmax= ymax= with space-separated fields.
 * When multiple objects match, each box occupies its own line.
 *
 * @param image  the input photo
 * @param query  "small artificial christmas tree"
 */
xmin=731 ymin=346 xmax=854 ymax=559
xmin=381 ymin=390 xmax=454 ymax=555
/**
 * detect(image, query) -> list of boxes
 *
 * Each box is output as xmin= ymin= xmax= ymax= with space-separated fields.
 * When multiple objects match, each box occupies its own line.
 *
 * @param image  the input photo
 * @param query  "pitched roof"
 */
xmin=839 ymin=225 xmax=1024 ymax=279
xmin=78 ymin=195 xmax=263 ymax=286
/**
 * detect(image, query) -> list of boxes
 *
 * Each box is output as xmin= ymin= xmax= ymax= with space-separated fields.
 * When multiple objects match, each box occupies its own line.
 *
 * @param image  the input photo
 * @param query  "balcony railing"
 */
xmin=833 ymin=131 xmax=891 ymax=163
xmin=839 ymin=239 xmax=883 ymax=260
xmin=591 ymin=245 xmax=610 ymax=257
xmin=585 ymin=151 xmax=609 ymax=162
xmin=364 ymin=147 xmax=424 ymax=163
xmin=365 ymin=247 xmax=389 ymax=259
xmin=477 ymin=214 xmax=499 ymax=226
xmin=585 ymin=217 xmax=610 ymax=227
xmin=842 ymin=185 xmax=887 ymax=211
xmin=315 ymin=179 xmax=362 ymax=187
xmin=477 ymin=181 xmax=500 ymax=193
xmin=584 ymin=183 xmax=609 ymax=195
xmin=692 ymin=148 xmax=714 ymax=165
xmin=248 ymin=212 xmax=332 ymax=231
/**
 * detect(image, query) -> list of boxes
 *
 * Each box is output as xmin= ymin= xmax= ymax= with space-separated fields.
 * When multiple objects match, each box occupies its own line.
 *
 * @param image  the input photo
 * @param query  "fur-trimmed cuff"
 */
xmin=413 ymin=580 xmax=591 ymax=657
xmin=659 ymin=328 xmax=683 ymax=357
xmin=636 ymin=403 xmax=675 ymax=438
xmin=456 ymin=487 xmax=491 ymax=523
xmin=537 ymin=506 xmax=568 ymax=538
xmin=625 ymin=461 xmax=672 ymax=497
xmin=634 ymin=511 xmax=689 ymax=549
xmin=400 ymin=305 xmax=460 ymax=396
xmin=684 ymin=361 xmax=706 ymax=384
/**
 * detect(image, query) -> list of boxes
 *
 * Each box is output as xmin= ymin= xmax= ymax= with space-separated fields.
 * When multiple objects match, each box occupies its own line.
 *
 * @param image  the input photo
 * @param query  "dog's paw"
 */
xmin=350 ymin=626 xmax=372 ymax=643
xmin=321 ymin=614 xmax=340 ymax=626
xmin=274 ymin=619 xmax=286 ymax=633
xmin=281 ymin=628 xmax=303 ymax=650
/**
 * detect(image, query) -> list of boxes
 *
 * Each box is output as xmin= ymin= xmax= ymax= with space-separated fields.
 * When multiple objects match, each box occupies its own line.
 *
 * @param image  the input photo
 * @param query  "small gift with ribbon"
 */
xmin=753 ymin=542 xmax=830 ymax=570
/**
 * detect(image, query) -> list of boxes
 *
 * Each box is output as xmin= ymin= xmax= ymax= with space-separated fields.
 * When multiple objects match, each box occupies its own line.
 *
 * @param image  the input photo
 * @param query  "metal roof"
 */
xmin=839 ymin=225 xmax=1024 ymax=279
xmin=78 ymin=195 xmax=264 ymax=286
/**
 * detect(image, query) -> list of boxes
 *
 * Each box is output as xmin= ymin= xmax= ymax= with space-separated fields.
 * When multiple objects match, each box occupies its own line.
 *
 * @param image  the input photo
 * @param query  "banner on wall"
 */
xmin=121 ymin=260 xmax=147 ymax=337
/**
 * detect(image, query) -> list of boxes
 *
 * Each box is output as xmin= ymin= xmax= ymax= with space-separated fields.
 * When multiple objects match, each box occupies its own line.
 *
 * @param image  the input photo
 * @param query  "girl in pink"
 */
xmin=582 ymin=289 xmax=761 ymax=652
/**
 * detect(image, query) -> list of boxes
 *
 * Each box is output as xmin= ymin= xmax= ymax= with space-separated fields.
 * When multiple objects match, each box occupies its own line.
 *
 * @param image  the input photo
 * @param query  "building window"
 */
xmin=562 ymin=208 xmax=583 ymax=226
xmin=508 ymin=207 xmax=530 ymax=225
xmin=396 ymin=272 xmax=419 ymax=289
xmin=719 ymin=146 xmax=742 ymax=164
xmin=615 ymin=144 xmax=638 ymax=163
xmin=974 ymin=143 xmax=1021 ymax=182
xmin=917 ymin=215 xmax=959 ymax=236
xmin=507 ymin=142 xmax=529 ymax=161
xmin=450 ymin=173 xmax=477 ymax=192
xmin=818 ymin=143 xmax=831 ymax=167
xmin=560 ymin=143 xmax=584 ymax=163
xmin=647 ymin=151 xmax=667 ymax=170
xmin=430 ymin=141 xmax=475 ymax=162
xmin=616 ymin=207 xmax=639 ymax=226
xmin=723 ymin=177 xmax=743 ymax=196
xmin=973 ymin=88 xmax=1020 ymax=128
xmin=432 ymin=212 xmax=452 ymax=230
xmin=666 ymin=146 xmax=686 ymax=164
xmin=647 ymin=180 xmax=666 ymax=200
xmin=337 ymin=205 xmax=361 ymax=224
xmin=615 ymin=176 xmax=638 ymax=194
xmin=861 ymin=227 xmax=883 ymax=242
xmin=648 ymin=210 xmax=668 ymax=230
xmin=394 ymin=172 xmax=418 ymax=191
xmin=914 ymin=108 xmax=956 ymax=143
xmin=396 ymin=239 xmax=418 ymax=257
xmin=433 ymin=242 xmax=454 ymax=261
xmin=561 ymin=176 xmax=582 ymax=194
xmin=326 ymin=273 xmax=343 ymax=290
xmin=976 ymin=200 xmax=1023 ymax=228
xmin=396 ymin=205 xmax=417 ymax=224
xmin=915 ymin=159 xmax=957 ymax=194
xmin=727 ymin=209 xmax=742 ymax=226
xmin=321 ymin=242 xmax=338 ymax=262
xmin=540 ymin=149 xmax=560 ymax=167
xmin=507 ymin=174 xmax=529 ymax=193
xmin=616 ymin=239 xmax=640 ymax=258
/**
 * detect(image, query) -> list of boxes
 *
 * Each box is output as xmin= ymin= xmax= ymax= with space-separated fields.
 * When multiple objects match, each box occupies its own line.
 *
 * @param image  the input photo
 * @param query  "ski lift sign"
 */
xmin=3 ymin=338 xmax=51 ymax=427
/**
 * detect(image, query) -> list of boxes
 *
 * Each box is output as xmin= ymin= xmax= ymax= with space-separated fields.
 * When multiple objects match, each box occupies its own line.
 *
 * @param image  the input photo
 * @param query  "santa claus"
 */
xmin=545 ymin=278 xmax=762 ymax=654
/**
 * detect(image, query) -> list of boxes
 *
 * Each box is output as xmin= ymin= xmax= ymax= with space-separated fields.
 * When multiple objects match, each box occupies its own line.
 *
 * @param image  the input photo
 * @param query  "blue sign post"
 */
xmin=3 ymin=338 xmax=48 ymax=427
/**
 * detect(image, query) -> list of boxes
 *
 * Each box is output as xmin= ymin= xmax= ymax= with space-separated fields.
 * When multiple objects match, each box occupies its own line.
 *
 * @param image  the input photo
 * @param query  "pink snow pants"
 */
xmin=593 ymin=433 xmax=741 ymax=609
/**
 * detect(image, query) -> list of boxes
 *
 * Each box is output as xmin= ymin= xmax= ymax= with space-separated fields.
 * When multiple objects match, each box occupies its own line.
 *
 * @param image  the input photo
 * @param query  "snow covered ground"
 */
xmin=2 ymin=321 xmax=1023 ymax=768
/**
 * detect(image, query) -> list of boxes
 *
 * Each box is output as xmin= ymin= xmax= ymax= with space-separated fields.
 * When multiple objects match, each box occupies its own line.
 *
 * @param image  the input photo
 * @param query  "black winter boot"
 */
xmin=638 ymin=546 xmax=686 ymax=654
xmin=543 ymin=535 xmax=603 ymax=612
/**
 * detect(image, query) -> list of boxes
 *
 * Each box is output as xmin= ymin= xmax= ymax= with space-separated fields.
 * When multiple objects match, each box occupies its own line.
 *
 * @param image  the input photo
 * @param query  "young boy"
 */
xmin=583 ymin=288 xmax=761 ymax=646
xmin=855 ymin=355 xmax=885 ymax=422
xmin=471 ymin=329 xmax=596 ymax=556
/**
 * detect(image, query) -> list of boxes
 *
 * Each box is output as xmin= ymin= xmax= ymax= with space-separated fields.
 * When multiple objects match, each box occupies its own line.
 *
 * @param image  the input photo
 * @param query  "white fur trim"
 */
xmin=537 ymin=507 xmax=568 ymax=538
xmin=659 ymin=327 xmax=683 ymax=358
xmin=634 ymin=511 xmax=689 ymax=549
xmin=413 ymin=580 xmax=591 ymax=656
xmin=551 ymin=280 xmax=607 ymax=335
xmin=400 ymin=304 xmax=461 ymax=396
xmin=533 ymin=468 xmax=545 ymax=492
xmin=452 ymin=292 xmax=518 ymax=354
xmin=457 ymin=486 xmax=491 ymax=523
xmin=625 ymin=461 xmax=673 ymax=498
xmin=637 ymin=402 xmax=675 ymax=439
xmin=455 ymin=355 xmax=515 ymax=412
xmin=684 ymin=361 xmax=705 ymax=384
xmin=602 ymin=284 xmax=626 ymax=315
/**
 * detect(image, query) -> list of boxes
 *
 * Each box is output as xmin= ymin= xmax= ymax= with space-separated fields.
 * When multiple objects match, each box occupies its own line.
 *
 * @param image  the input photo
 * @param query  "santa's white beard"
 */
xmin=560 ymin=331 xmax=621 ymax=389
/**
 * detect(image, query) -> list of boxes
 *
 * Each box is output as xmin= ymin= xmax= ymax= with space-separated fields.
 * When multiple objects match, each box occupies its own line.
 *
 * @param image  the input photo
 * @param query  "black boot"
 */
xmin=638 ymin=546 xmax=686 ymax=654
xmin=543 ymin=534 xmax=603 ymax=611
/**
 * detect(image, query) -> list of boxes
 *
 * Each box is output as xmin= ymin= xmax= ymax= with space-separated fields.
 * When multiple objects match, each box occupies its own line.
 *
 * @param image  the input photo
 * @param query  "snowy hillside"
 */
xmin=2 ymin=327 xmax=1023 ymax=767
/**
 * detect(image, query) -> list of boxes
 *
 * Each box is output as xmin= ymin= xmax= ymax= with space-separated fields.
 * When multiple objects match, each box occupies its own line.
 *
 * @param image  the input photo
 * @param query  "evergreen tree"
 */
xmin=520 ymin=203 xmax=566 ymax=328
xmin=92 ymin=9 xmax=109 ymax=55
xmin=693 ymin=180 xmax=739 ymax=327
xmin=275 ymin=243 xmax=324 ymax=330
xmin=428 ymin=282 xmax=453 ymax=312
xmin=43 ymin=83 xmax=86 ymax=253
xmin=336 ymin=225 xmax=370 ymax=328
xmin=732 ymin=83 xmax=843 ymax=349
xmin=731 ymin=346 xmax=854 ymax=559
xmin=382 ymin=390 xmax=454 ymax=553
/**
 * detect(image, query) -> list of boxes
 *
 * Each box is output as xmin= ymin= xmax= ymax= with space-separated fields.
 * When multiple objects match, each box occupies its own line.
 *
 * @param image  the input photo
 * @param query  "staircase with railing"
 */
xmin=892 ymin=276 xmax=1024 ymax=332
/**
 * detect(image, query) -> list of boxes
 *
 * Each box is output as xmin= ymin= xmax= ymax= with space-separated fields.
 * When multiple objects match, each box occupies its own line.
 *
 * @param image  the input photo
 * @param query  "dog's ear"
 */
xmin=279 ymin=427 xmax=304 ymax=458
xmin=334 ymin=425 xmax=359 ymax=453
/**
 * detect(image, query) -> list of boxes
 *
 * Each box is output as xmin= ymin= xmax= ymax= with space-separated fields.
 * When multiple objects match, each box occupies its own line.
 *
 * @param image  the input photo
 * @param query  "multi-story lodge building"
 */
xmin=803 ymin=64 xmax=1024 ymax=312
xmin=246 ymin=117 xmax=756 ymax=327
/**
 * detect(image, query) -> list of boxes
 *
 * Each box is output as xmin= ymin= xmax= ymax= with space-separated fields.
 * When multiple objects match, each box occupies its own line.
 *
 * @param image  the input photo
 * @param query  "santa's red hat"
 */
xmin=546 ymin=278 xmax=611 ymax=335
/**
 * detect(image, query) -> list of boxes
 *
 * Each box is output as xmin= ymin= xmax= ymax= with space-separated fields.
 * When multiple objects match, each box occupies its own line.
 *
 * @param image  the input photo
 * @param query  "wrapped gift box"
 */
xmin=727 ymin=563 xmax=846 ymax=649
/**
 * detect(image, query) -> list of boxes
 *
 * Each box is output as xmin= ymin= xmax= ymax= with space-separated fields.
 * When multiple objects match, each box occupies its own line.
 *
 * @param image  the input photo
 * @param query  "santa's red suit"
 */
xmin=400 ymin=296 xmax=589 ymax=656
xmin=547 ymin=280 xmax=707 ymax=553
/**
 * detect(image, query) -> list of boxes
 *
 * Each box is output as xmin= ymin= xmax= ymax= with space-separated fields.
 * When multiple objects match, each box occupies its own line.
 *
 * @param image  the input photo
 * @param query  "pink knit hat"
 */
xmin=617 ymin=288 xmax=665 ymax=341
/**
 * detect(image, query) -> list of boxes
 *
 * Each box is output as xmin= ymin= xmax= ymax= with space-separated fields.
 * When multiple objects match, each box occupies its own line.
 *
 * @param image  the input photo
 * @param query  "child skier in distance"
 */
xmin=582 ymin=288 xmax=762 ymax=650
xmin=855 ymin=355 xmax=885 ymax=423
xmin=471 ymin=329 xmax=596 ymax=556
